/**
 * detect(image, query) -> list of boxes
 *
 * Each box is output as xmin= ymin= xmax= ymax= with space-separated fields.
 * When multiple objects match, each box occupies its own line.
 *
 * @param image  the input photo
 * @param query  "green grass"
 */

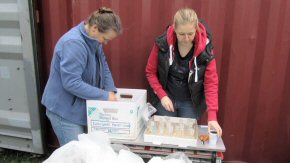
xmin=0 ymin=149 xmax=49 ymax=163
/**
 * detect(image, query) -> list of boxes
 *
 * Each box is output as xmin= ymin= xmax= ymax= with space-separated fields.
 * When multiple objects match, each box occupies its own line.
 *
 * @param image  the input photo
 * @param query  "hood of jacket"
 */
xmin=166 ymin=22 xmax=208 ymax=68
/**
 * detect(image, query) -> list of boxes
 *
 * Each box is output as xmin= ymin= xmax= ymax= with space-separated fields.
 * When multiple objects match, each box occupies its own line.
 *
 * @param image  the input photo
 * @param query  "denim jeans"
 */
xmin=155 ymin=99 xmax=198 ymax=119
xmin=46 ymin=110 xmax=86 ymax=146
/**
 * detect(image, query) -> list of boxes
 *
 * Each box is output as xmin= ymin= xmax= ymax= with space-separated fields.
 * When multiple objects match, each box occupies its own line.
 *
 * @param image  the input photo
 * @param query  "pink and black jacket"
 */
xmin=146 ymin=21 xmax=219 ymax=121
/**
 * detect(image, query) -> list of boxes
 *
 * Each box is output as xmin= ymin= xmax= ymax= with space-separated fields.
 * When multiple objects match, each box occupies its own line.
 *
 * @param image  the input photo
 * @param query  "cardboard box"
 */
xmin=86 ymin=88 xmax=147 ymax=140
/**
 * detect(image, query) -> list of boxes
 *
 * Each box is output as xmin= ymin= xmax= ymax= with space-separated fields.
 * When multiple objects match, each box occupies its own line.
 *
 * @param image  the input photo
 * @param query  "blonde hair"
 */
xmin=173 ymin=8 xmax=199 ymax=29
xmin=87 ymin=7 xmax=122 ymax=34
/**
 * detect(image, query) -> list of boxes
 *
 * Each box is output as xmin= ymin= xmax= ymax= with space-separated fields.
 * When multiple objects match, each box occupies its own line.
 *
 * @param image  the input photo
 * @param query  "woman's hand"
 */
xmin=161 ymin=96 xmax=174 ymax=112
xmin=208 ymin=121 xmax=222 ymax=136
xmin=108 ymin=92 xmax=117 ymax=101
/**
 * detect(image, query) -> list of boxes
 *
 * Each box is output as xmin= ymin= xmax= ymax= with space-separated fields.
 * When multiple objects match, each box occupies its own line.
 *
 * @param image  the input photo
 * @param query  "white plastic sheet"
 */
xmin=43 ymin=131 xmax=119 ymax=163
xmin=148 ymin=152 xmax=191 ymax=163
xmin=142 ymin=103 xmax=157 ymax=123
xmin=43 ymin=132 xmax=189 ymax=163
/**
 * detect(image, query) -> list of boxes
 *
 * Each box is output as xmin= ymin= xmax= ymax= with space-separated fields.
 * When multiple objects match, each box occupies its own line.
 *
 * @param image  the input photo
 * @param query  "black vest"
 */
xmin=149 ymin=21 xmax=215 ymax=118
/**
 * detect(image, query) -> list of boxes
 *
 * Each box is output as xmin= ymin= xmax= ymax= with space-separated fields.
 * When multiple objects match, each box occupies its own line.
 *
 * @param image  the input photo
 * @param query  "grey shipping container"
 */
xmin=0 ymin=0 xmax=44 ymax=154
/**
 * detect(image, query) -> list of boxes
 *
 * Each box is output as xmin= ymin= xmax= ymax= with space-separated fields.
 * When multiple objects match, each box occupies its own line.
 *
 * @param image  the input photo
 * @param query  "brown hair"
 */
xmin=87 ymin=7 xmax=122 ymax=34
xmin=173 ymin=8 xmax=199 ymax=29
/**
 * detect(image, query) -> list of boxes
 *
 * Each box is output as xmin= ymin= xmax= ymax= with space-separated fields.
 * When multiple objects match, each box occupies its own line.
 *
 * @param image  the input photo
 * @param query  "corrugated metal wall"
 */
xmin=0 ymin=0 xmax=44 ymax=153
xmin=38 ymin=0 xmax=290 ymax=162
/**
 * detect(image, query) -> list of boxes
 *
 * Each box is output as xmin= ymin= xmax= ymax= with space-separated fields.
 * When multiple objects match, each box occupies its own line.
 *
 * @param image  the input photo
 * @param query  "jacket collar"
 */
xmin=79 ymin=21 xmax=101 ymax=54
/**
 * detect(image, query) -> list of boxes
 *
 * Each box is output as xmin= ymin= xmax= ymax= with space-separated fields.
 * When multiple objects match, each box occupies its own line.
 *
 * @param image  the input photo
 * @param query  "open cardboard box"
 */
xmin=86 ymin=88 xmax=147 ymax=140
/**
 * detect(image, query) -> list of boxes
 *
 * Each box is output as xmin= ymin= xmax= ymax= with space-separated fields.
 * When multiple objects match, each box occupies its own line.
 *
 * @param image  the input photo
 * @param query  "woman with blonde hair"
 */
xmin=146 ymin=8 xmax=222 ymax=135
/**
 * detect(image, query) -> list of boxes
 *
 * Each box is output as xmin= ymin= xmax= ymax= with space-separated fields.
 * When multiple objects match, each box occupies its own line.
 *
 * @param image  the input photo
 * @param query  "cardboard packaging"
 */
xmin=86 ymin=88 xmax=147 ymax=140
xmin=144 ymin=115 xmax=199 ymax=147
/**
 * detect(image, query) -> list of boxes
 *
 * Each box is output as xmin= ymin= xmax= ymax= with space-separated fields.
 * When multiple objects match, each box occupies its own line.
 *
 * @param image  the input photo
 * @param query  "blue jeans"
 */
xmin=155 ymin=99 xmax=198 ymax=119
xmin=46 ymin=110 xmax=85 ymax=146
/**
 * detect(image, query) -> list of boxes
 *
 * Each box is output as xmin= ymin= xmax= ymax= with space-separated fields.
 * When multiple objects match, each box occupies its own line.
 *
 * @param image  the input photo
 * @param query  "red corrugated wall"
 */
xmin=37 ymin=0 xmax=290 ymax=162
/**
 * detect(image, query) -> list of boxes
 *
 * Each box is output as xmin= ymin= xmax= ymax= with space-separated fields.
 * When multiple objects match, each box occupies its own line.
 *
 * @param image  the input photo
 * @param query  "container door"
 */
xmin=0 ymin=0 xmax=44 ymax=154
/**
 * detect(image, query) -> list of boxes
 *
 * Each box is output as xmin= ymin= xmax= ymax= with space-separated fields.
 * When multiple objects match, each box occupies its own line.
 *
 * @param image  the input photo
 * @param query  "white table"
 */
xmin=111 ymin=125 xmax=226 ymax=163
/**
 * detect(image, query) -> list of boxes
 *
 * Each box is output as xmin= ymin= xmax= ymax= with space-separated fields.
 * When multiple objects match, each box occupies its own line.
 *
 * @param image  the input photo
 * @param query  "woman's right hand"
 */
xmin=161 ymin=96 xmax=174 ymax=112
xmin=208 ymin=121 xmax=222 ymax=137
xmin=108 ymin=92 xmax=117 ymax=101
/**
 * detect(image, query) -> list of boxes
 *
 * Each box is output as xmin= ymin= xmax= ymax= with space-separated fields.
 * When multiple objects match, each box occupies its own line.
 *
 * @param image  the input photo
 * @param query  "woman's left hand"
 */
xmin=208 ymin=121 xmax=222 ymax=136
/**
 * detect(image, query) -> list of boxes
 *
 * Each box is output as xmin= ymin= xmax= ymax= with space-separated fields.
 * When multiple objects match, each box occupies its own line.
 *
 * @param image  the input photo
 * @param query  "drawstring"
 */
xmin=206 ymin=38 xmax=210 ymax=45
xmin=169 ymin=45 xmax=173 ymax=66
xmin=189 ymin=57 xmax=198 ymax=83
xmin=194 ymin=56 xmax=198 ymax=82
xmin=169 ymin=44 xmax=198 ymax=83
xmin=188 ymin=70 xmax=193 ymax=83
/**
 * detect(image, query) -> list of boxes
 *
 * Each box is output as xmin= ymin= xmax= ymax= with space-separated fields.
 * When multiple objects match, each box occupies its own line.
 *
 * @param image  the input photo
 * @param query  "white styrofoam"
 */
xmin=144 ymin=134 xmax=197 ymax=147
xmin=143 ymin=116 xmax=198 ymax=147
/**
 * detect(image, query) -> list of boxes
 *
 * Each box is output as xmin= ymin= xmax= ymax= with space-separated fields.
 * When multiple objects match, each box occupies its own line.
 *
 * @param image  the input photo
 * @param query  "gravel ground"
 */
xmin=0 ymin=148 xmax=50 ymax=163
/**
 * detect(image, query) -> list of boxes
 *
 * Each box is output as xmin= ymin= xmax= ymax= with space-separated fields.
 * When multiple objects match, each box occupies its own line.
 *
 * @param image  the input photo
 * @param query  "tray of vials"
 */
xmin=143 ymin=115 xmax=198 ymax=147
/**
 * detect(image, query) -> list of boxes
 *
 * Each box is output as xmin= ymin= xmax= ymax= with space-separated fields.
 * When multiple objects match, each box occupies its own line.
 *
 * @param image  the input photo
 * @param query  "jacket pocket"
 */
xmin=157 ymin=67 xmax=167 ymax=87
xmin=71 ymin=96 xmax=77 ymax=106
xmin=189 ymin=80 xmax=204 ymax=105
xmin=71 ymin=97 xmax=86 ymax=112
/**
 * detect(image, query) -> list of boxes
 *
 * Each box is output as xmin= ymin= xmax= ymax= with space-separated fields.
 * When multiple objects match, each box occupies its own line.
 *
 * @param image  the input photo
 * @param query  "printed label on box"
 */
xmin=91 ymin=120 xmax=131 ymax=134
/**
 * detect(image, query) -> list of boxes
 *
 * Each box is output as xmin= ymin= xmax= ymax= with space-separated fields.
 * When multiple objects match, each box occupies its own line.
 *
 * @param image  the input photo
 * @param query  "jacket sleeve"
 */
xmin=60 ymin=40 xmax=109 ymax=100
xmin=204 ymin=55 xmax=219 ymax=121
xmin=145 ymin=43 xmax=167 ymax=99
xmin=99 ymin=46 xmax=117 ymax=92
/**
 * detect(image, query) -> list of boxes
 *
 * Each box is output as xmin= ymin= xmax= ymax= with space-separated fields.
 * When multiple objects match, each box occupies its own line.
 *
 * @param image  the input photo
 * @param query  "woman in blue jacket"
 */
xmin=42 ymin=7 xmax=122 ymax=146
